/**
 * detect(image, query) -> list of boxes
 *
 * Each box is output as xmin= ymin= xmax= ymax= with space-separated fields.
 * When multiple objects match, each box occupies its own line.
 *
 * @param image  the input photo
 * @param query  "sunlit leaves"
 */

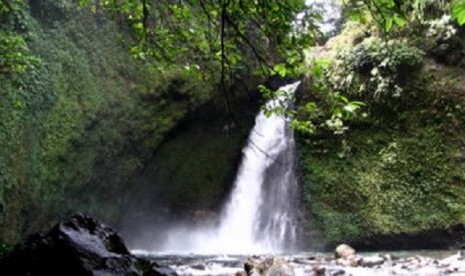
xmin=363 ymin=0 xmax=407 ymax=33
xmin=332 ymin=93 xmax=365 ymax=121
xmin=77 ymin=0 xmax=316 ymax=84
xmin=0 ymin=33 xmax=40 ymax=74
xmin=452 ymin=0 xmax=465 ymax=25
xmin=273 ymin=63 xmax=287 ymax=77
xmin=393 ymin=15 xmax=406 ymax=27
xmin=343 ymin=0 xmax=415 ymax=33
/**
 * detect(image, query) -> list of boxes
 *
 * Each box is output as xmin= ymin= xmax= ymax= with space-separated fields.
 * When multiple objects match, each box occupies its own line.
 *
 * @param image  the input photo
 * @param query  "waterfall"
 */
xmin=161 ymin=82 xmax=302 ymax=254
xmin=212 ymin=81 xmax=301 ymax=253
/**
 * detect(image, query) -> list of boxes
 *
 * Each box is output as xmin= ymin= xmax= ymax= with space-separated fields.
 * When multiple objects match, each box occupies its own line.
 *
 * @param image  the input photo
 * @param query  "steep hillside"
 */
xmin=0 ymin=1 xmax=257 ymax=246
xmin=296 ymin=19 xmax=465 ymax=249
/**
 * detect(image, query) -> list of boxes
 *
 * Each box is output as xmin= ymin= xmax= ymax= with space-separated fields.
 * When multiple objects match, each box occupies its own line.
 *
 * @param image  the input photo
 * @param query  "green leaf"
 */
xmin=452 ymin=0 xmax=465 ymax=26
xmin=385 ymin=17 xmax=393 ymax=32
xmin=393 ymin=16 xmax=406 ymax=27
xmin=274 ymin=63 xmax=287 ymax=77
xmin=78 ymin=0 xmax=88 ymax=8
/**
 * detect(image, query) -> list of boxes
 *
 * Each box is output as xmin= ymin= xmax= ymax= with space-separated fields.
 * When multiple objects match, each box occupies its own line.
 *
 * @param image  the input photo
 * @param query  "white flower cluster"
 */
xmin=370 ymin=66 xmax=402 ymax=99
xmin=325 ymin=115 xmax=348 ymax=135
xmin=426 ymin=15 xmax=457 ymax=40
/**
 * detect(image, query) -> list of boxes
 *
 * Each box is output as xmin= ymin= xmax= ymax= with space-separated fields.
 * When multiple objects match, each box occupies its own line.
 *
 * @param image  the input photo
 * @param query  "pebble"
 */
xmin=360 ymin=255 xmax=385 ymax=267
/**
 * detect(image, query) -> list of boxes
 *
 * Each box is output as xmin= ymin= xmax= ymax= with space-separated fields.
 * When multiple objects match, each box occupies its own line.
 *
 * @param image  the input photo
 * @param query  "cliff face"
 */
xmin=296 ymin=20 xmax=465 ymax=249
xmin=0 ymin=1 xmax=259 ymax=246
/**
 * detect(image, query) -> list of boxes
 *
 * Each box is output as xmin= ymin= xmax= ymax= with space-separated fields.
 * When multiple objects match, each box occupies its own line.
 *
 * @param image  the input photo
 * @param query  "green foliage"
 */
xmin=452 ymin=0 xmax=465 ymax=25
xmin=142 ymin=102 xmax=255 ymax=211
xmin=341 ymin=0 xmax=407 ymax=33
xmin=0 ymin=32 xmax=40 ymax=73
xmin=0 ymin=1 xmax=214 ymax=245
xmin=327 ymin=36 xmax=423 ymax=104
xmin=78 ymin=0 xmax=318 ymax=82
xmin=298 ymin=116 xmax=465 ymax=244
xmin=411 ymin=0 xmax=449 ymax=20
xmin=343 ymin=0 xmax=456 ymax=34
xmin=288 ymin=56 xmax=366 ymax=136
xmin=0 ymin=0 xmax=39 ymax=75
xmin=296 ymin=3 xmax=465 ymax=245
xmin=0 ymin=0 xmax=26 ymax=14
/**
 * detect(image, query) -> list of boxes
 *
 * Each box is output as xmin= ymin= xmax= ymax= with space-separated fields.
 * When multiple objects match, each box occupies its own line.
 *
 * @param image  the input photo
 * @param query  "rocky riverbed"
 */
xmin=138 ymin=246 xmax=465 ymax=276
xmin=1 ymin=214 xmax=464 ymax=276
xmin=244 ymin=247 xmax=465 ymax=276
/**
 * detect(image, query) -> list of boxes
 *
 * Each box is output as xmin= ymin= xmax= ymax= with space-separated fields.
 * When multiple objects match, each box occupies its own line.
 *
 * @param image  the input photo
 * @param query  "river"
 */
xmin=132 ymin=250 xmax=461 ymax=275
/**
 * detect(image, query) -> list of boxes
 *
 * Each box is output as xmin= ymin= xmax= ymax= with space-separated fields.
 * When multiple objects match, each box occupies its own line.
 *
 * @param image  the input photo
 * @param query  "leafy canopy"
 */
xmin=77 ymin=0 xmax=319 ymax=81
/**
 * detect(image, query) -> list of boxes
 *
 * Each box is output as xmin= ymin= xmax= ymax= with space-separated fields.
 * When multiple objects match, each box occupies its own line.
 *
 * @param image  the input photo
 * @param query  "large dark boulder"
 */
xmin=0 ymin=213 xmax=177 ymax=276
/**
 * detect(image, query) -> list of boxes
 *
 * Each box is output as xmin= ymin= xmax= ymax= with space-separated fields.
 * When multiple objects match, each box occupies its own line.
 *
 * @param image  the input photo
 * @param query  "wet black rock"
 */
xmin=0 ymin=213 xmax=177 ymax=276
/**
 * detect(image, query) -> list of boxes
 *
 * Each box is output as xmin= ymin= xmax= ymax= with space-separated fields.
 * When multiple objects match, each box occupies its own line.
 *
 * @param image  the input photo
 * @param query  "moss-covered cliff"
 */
xmin=0 ymin=1 xmax=258 ymax=246
xmin=296 ymin=19 xmax=465 ymax=249
xmin=119 ymin=92 xmax=260 ymax=248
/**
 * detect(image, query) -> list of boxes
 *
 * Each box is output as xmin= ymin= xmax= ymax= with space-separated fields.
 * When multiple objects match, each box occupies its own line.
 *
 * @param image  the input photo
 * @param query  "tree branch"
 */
xmin=221 ymin=0 xmax=235 ymax=125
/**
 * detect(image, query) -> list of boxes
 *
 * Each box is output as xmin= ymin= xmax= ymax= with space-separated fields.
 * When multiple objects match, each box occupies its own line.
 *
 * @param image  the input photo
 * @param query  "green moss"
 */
xmin=297 ymin=82 xmax=465 ymax=245
xmin=0 ymin=2 xmax=215 ymax=245
xmin=297 ymin=16 xmax=465 ymax=246
xmin=124 ymin=94 xmax=259 ymax=215
xmin=159 ymin=123 xmax=248 ymax=210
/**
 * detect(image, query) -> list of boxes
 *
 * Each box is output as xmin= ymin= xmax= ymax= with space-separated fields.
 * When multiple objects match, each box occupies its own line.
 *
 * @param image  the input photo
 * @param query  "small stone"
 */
xmin=329 ymin=268 xmax=346 ymax=276
xmin=190 ymin=263 xmax=206 ymax=270
xmin=267 ymin=258 xmax=295 ymax=276
xmin=293 ymin=258 xmax=318 ymax=265
xmin=313 ymin=266 xmax=326 ymax=276
xmin=336 ymin=256 xmax=359 ymax=267
xmin=245 ymin=257 xmax=295 ymax=276
xmin=245 ymin=257 xmax=260 ymax=273
xmin=334 ymin=244 xmax=356 ymax=259
xmin=360 ymin=256 xmax=385 ymax=267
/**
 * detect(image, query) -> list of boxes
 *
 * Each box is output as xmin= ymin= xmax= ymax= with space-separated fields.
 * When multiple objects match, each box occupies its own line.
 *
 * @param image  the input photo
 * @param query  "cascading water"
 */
xmin=161 ymin=82 xmax=302 ymax=254
xmin=213 ymin=81 xmax=301 ymax=253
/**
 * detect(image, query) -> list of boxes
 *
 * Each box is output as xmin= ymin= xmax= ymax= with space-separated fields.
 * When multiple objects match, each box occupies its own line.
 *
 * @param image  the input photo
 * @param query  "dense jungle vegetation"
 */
xmin=0 ymin=0 xmax=313 ymax=249
xmin=1 ymin=0 xmax=465 ymax=252
xmin=296 ymin=0 xmax=465 ymax=247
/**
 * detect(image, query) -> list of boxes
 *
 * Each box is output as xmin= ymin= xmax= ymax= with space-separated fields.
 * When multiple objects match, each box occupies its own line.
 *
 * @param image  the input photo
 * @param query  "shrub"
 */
xmin=327 ymin=37 xmax=423 ymax=102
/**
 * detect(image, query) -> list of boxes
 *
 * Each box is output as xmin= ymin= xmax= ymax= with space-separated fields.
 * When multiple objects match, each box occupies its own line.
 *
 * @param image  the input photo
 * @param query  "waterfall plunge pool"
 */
xmin=132 ymin=250 xmax=460 ymax=276
xmin=130 ymin=83 xmax=464 ymax=275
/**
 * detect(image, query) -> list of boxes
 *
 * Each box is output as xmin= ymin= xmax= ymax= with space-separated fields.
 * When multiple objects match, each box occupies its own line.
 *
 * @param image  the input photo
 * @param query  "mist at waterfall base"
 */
xmin=133 ymin=82 xmax=305 ymax=255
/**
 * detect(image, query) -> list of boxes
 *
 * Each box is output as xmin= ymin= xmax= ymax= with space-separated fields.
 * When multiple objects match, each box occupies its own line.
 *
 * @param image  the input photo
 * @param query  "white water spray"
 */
xmin=161 ymin=82 xmax=301 ymax=254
